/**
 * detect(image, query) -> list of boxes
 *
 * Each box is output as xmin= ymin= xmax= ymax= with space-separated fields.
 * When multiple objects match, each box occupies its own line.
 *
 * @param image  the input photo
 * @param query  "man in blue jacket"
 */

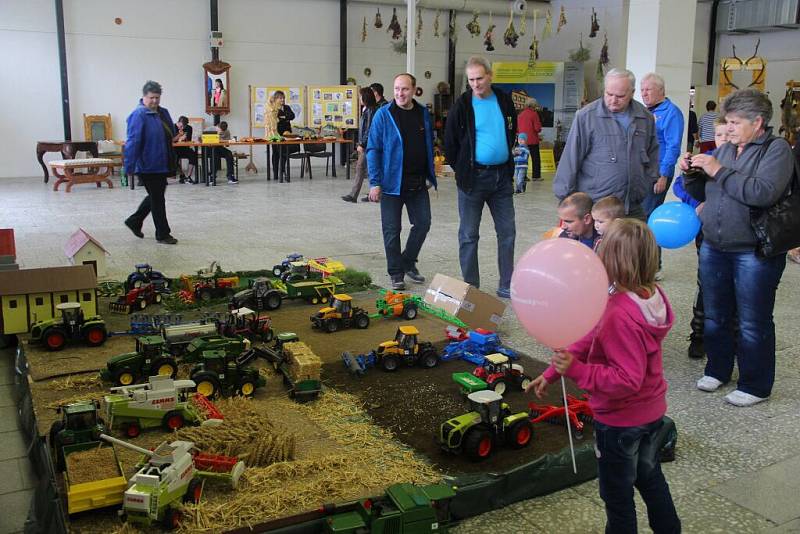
xmin=366 ymin=73 xmax=437 ymax=290
xmin=640 ymin=72 xmax=684 ymax=277
xmin=124 ymin=80 xmax=178 ymax=245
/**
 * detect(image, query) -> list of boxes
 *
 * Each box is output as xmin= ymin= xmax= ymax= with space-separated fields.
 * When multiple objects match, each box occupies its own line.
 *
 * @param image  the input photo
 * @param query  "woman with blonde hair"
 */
xmin=517 ymin=97 xmax=542 ymax=181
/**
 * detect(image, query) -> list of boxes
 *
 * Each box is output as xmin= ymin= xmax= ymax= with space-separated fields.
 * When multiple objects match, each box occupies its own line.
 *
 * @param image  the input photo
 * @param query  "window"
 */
xmin=35 ymin=297 xmax=44 ymax=306
xmin=9 ymin=299 xmax=17 ymax=309
xmin=59 ymin=295 xmax=69 ymax=303
xmin=82 ymin=292 xmax=92 ymax=301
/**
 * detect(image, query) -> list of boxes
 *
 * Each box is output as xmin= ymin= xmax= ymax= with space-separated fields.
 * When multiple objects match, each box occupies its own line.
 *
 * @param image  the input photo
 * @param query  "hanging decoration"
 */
xmin=519 ymin=4 xmax=527 ymax=36
xmin=504 ymin=6 xmax=519 ymax=48
xmin=528 ymin=10 xmax=539 ymax=70
xmin=361 ymin=16 xmax=368 ymax=43
xmin=590 ymin=8 xmax=600 ymax=38
xmin=416 ymin=8 xmax=423 ymax=42
xmin=543 ymin=8 xmax=553 ymax=40
xmin=719 ymin=40 xmax=767 ymax=99
xmin=484 ymin=13 xmax=496 ymax=51
xmin=374 ymin=7 xmax=383 ymax=29
xmin=392 ymin=19 xmax=408 ymax=53
xmin=597 ymin=32 xmax=609 ymax=80
xmin=434 ymin=10 xmax=441 ymax=37
xmin=569 ymin=32 xmax=591 ymax=62
xmin=466 ymin=11 xmax=481 ymax=37
xmin=388 ymin=8 xmax=402 ymax=40
xmin=558 ymin=5 xmax=567 ymax=33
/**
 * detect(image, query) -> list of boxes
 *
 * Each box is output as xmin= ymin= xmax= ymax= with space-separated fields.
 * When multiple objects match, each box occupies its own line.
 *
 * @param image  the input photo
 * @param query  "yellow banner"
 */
xmin=492 ymin=62 xmax=559 ymax=83
xmin=540 ymin=148 xmax=556 ymax=173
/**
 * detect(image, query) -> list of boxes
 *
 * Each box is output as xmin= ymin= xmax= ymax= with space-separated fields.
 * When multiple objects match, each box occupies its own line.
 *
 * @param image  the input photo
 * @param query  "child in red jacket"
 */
xmin=528 ymin=218 xmax=680 ymax=534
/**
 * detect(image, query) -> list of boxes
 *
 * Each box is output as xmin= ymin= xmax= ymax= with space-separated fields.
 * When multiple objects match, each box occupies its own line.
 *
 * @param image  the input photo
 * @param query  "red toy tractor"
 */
xmin=220 ymin=307 xmax=274 ymax=343
xmin=528 ymin=394 xmax=594 ymax=439
xmin=110 ymin=283 xmax=163 ymax=314
xmin=472 ymin=353 xmax=533 ymax=396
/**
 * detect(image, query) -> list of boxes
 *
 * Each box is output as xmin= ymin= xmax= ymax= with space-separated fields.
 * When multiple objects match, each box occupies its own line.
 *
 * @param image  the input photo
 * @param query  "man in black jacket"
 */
xmin=444 ymin=56 xmax=517 ymax=298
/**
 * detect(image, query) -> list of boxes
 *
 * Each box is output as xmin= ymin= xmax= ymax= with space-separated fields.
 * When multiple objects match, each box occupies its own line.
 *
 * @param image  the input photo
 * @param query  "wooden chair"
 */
xmin=83 ymin=114 xmax=124 ymax=173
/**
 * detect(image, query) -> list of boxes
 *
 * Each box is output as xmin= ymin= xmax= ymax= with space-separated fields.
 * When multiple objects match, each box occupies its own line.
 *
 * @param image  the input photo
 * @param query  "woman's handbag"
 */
xmin=749 ymin=138 xmax=800 ymax=258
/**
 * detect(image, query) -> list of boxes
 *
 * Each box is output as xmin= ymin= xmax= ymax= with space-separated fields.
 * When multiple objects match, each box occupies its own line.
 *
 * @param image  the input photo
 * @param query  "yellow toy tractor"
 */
xmin=376 ymin=325 xmax=439 ymax=371
xmin=310 ymin=294 xmax=370 ymax=333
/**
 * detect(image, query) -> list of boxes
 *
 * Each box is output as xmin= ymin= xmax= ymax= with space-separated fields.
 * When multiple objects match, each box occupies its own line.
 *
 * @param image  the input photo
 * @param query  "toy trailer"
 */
xmin=325 ymin=483 xmax=456 ymax=534
xmin=102 ymin=375 xmax=222 ymax=438
xmin=251 ymin=334 xmax=321 ymax=402
xmin=273 ymin=276 xmax=342 ymax=305
xmin=160 ymin=322 xmax=218 ymax=355
xmin=62 ymin=442 xmax=126 ymax=515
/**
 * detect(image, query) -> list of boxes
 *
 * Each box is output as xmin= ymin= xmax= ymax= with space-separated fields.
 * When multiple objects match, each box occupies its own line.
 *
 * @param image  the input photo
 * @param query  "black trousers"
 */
xmin=129 ymin=173 xmax=171 ymax=240
xmin=529 ymin=143 xmax=541 ymax=178
xmin=271 ymin=145 xmax=300 ymax=179
xmin=213 ymin=147 xmax=235 ymax=178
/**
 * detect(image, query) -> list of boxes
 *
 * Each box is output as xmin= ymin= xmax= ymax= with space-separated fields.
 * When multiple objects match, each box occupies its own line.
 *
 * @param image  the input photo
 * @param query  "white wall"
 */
xmin=4 ymin=0 xmax=635 ymax=178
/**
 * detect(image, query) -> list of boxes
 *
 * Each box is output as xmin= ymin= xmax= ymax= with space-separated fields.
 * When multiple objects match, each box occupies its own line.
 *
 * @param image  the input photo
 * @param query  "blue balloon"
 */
xmin=647 ymin=201 xmax=701 ymax=249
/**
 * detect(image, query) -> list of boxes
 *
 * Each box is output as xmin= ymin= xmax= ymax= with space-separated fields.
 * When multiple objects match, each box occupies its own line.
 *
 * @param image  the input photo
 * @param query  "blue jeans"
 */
xmin=380 ymin=187 xmax=431 ymax=276
xmin=642 ymin=177 xmax=673 ymax=218
xmin=457 ymin=168 xmax=516 ymax=291
xmin=699 ymin=243 xmax=786 ymax=397
xmin=595 ymin=419 xmax=680 ymax=534
xmin=513 ymin=167 xmax=527 ymax=192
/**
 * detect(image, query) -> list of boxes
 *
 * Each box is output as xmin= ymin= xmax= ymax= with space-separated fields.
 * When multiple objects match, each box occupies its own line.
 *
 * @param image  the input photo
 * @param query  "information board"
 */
xmin=306 ymin=85 xmax=359 ymax=129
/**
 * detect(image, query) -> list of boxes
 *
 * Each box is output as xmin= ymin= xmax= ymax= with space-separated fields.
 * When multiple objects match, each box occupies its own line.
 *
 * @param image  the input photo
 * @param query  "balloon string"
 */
xmin=562 ymin=375 xmax=578 ymax=474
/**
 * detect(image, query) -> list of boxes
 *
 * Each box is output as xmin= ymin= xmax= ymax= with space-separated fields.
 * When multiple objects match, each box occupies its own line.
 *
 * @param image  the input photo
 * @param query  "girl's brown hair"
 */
xmin=597 ymin=218 xmax=659 ymax=295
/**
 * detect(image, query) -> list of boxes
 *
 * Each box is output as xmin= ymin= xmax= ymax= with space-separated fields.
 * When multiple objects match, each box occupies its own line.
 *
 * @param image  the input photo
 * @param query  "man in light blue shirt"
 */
xmin=444 ymin=57 xmax=518 ymax=298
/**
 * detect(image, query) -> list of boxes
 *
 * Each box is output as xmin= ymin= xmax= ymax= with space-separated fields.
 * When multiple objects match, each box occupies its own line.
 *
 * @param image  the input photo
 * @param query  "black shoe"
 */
xmin=136 ymin=179 xmax=144 ymax=187
xmin=157 ymin=235 xmax=178 ymax=245
xmin=124 ymin=218 xmax=144 ymax=239
xmin=178 ymin=176 xmax=186 ymax=184
xmin=228 ymin=177 xmax=238 ymax=184
xmin=688 ymin=335 xmax=705 ymax=359
xmin=405 ymin=268 xmax=425 ymax=284
xmin=279 ymin=179 xmax=284 ymax=183
xmin=390 ymin=274 xmax=406 ymax=290
xmin=361 ymin=196 xmax=370 ymax=202
xmin=342 ymin=195 xmax=356 ymax=203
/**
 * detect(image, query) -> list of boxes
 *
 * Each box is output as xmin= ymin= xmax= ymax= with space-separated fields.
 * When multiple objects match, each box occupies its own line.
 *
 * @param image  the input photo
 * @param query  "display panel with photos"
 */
xmin=307 ymin=85 xmax=359 ymax=130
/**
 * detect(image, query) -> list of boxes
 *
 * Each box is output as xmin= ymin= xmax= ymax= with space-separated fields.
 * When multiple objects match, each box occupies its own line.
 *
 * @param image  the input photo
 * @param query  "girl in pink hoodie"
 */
xmin=528 ymin=218 xmax=680 ymax=534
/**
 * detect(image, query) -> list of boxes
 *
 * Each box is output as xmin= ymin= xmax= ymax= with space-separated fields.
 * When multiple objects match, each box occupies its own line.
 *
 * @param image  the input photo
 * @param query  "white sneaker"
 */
xmin=724 ymin=390 xmax=768 ymax=407
xmin=655 ymin=270 xmax=664 ymax=282
xmin=696 ymin=375 xmax=723 ymax=392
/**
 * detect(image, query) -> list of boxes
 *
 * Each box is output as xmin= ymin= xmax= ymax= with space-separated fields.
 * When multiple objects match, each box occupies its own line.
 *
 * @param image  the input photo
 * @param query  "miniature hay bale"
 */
xmin=45 ymin=392 xmax=102 ymax=410
xmin=49 ymin=373 xmax=103 ymax=391
xmin=66 ymin=447 xmax=120 ymax=485
xmin=177 ymin=391 xmax=441 ymax=533
xmin=283 ymin=341 xmax=321 ymax=381
xmin=176 ymin=397 xmax=296 ymax=467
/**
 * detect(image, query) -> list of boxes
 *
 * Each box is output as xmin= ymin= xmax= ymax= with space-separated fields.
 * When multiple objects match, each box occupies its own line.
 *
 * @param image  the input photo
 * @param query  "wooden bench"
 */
xmin=48 ymin=158 xmax=115 ymax=192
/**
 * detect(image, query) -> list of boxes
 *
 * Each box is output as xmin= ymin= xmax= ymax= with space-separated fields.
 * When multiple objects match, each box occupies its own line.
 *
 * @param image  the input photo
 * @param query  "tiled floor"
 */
xmin=1 ymin=168 xmax=799 ymax=533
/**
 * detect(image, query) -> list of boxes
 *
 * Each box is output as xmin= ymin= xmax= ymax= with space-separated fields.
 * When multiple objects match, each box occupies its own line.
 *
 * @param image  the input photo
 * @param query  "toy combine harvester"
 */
xmin=100 ymin=433 xmax=244 ymax=530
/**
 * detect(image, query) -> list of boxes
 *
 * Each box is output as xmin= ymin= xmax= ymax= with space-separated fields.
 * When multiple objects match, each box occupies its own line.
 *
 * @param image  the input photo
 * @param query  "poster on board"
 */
xmin=251 ymin=86 xmax=305 ymax=128
xmin=306 ymin=85 xmax=359 ymax=129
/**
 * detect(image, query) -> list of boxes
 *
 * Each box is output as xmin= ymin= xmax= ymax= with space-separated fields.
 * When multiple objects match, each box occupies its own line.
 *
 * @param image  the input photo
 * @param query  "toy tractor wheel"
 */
xmin=260 ymin=328 xmax=275 ymax=343
xmin=309 ymin=296 xmax=320 ymax=305
xmin=122 ymin=421 xmax=141 ymax=438
xmin=402 ymin=303 xmax=418 ymax=320
xmin=138 ymin=298 xmax=147 ymax=310
xmin=520 ymin=376 xmax=532 ymax=391
xmin=381 ymin=355 xmax=400 ymax=372
xmin=507 ymin=420 xmax=534 ymax=449
xmin=194 ymin=373 xmax=220 ymax=399
xmin=272 ymin=266 xmax=283 ymax=277
xmin=325 ymin=319 xmax=340 ymax=333
xmin=44 ymin=329 xmax=67 ymax=351
xmin=463 ymin=427 xmax=493 ymax=461
xmin=155 ymin=293 xmax=162 ymax=304
xmin=489 ymin=378 xmax=508 ymax=396
xmin=132 ymin=279 xmax=143 ymax=289
xmin=162 ymin=410 xmax=186 ymax=431
xmin=114 ymin=368 xmax=137 ymax=386
xmin=152 ymin=358 xmax=178 ymax=379
xmin=354 ymin=313 xmax=370 ymax=329
xmin=183 ymin=478 xmax=203 ymax=504
xmin=238 ymin=380 xmax=257 ymax=397
xmin=418 ymin=347 xmax=439 ymax=369
xmin=320 ymin=296 xmax=329 ymax=304
xmin=199 ymin=289 xmax=213 ymax=302
xmin=266 ymin=293 xmax=282 ymax=310
xmin=83 ymin=325 xmax=107 ymax=347
xmin=162 ymin=507 xmax=182 ymax=531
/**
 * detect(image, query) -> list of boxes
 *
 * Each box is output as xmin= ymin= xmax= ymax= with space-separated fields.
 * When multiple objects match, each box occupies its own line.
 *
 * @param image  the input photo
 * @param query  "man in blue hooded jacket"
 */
xmin=124 ymin=80 xmax=178 ymax=245
xmin=366 ymin=73 xmax=437 ymax=290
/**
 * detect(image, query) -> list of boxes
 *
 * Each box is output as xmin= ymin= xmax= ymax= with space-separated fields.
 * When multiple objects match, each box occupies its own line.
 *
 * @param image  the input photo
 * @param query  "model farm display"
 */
xmin=17 ymin=251 xmax=622 ymax=533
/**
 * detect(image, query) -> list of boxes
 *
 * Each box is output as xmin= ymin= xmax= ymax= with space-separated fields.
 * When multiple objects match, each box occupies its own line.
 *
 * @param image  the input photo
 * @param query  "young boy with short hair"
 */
xmin=558 ymin=192 xmax=600 ymax=249
xmin=591 ymin=196 xmax=625 ymax=251
xmin=513 ymin=133 xmax=530 ymax=193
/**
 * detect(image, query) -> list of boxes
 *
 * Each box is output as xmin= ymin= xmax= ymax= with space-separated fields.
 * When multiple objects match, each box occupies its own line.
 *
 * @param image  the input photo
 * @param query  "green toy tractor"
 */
xmin=101 ymin=335 xmax=178 ymax=386
xmin=190 ymin=349 xmax=265 ymax=399
xmin=439 ymin=390 xmax=533 ymax=461
xmin=30 ymin=302 xmax=107 ymax=351
xmin=49 ymin=400 xmax=107 ymax=471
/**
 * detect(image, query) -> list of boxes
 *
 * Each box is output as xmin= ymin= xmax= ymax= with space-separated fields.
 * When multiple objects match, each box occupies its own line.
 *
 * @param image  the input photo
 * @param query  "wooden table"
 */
xmin=36 ymin=141 xmax=99 ymax=183
xmin=48 ymin=158 xmax=115 ymax=192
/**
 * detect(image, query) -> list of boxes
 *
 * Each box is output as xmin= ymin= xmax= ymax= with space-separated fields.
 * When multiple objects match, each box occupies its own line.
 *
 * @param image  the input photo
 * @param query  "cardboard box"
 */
xmin=424 ymin=273 xmax=507 ymax=331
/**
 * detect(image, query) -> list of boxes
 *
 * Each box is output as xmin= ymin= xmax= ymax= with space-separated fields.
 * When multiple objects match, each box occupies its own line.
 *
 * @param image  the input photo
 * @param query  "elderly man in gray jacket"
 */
xmin=554 ymin=69 xmax=660 ymax=219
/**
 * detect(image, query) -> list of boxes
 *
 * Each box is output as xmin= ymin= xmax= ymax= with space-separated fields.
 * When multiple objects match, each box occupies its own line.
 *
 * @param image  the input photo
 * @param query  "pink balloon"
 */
xmin=511 ymin=239 xmax=609 ymax=349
